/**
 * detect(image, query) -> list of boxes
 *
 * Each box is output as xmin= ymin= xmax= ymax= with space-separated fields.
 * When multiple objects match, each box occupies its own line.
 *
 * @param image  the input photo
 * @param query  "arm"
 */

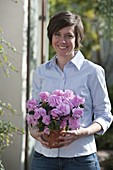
xmin=58 ymin=122 xmax=102 ymax=147
xmin=59 ymin=66 xmax=113 ymax=147
xmin=85 ymin=122 xmax=102 ymax=135
xmin=89 ymin=66 xmax=113 ymax=134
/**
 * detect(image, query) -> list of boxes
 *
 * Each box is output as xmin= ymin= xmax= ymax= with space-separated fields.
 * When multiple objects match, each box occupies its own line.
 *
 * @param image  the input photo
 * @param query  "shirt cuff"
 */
xmin=93 ymin=116 xmax=113 ymax=135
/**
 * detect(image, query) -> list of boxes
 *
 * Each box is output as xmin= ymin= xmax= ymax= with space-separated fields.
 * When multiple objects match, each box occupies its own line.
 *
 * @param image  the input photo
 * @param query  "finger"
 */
xmin=42 ymin=144 xmax=51 ymax=149
xmin=59 ymin=133 xmax=71 ymax=140
xmin=58 ymin=134 xmax=76 ymax=146
xmin=30 ymin=130 xmax=45 ymax=140
xmin=40 ymin=136 xmax=49 ymax=146
xmin=58 ymin=140 xmax=70 ymax=146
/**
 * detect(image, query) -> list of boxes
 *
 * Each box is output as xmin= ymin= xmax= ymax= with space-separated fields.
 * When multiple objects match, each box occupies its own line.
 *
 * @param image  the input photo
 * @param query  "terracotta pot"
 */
xmin=42 ymin=130 xmax=62 ymax=148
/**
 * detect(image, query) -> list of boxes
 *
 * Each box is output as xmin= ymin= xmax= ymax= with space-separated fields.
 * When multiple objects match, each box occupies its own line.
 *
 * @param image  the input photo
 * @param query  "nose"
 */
xmin=60 ymin=36 xmax=66 ymax=43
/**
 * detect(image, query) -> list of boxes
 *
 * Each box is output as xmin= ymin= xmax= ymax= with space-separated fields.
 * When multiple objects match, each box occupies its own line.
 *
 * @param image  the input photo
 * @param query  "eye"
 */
xmin=65 ymin=34 xmax=74 ymax=39
xmin=54 ymin=32 xmax=60 ymax=37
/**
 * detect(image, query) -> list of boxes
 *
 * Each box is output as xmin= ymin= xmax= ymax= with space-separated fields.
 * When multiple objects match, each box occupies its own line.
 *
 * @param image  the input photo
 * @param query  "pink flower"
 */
xmin=69 ymin=117 xmax=80 ymax=130
xmin=38 ymin=107 xmax=46 ymax=117
xmin=50 ymin=108 xmax=62 ymax=119
xmin=60 ymin=118 xmax=68 ymax=129
xmin=64 ymin=89 xmax=75 ymax=99
xmin=44 ymin=127 xmax=50 ymax=135
xmin=42 ymin=115 xmax=50 ymax=125
xmin=71 ymin=95 xmax=85 ymax=107
xmin=26 ymin=89 xmax=85 ymax=132
xmin=57 ymin=103 xmax=70 ymax=116
xmin=72 ymin=108 xmax=84 ymax=118
xmin=48 ymin=95 xmax=62 ymax=107
xmin=62 ymin=97 xmax=74 ymax=109
xmin=26 ymin=114 xmax=37 ymax=126
xmin=39 ymin=91 xmax=50 ymax=101
xmin=52 ymin=89 xmax=64 ymax=96
xmin=26 ymin=99 xmax=37 ymax=111
xmin=33 ymin=108 xmax=41 ymax=120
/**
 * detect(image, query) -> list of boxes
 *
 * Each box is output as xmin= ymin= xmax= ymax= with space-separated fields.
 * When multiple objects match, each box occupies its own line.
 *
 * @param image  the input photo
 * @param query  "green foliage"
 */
xmin=48 ymin=0 xmax=113 ymax=61
xmin=0 ymin=21 xmax=22 ymax=170
xmin=0 ymin=101 xmax=24 ymax=169
xmin=0 ymin=32 xmax=23 ymax=155
xmin=48 ymin=0 xmax=99 ymax=59
xmin=0 ymin=120 xmax=24 ymax=152
xmin=96 ymin=0 xmax=113 ymax=41
xmin=0 ymin=160 xmax=5 ymax=170
xmin=0 ymin=101 xmax=16 ymax=116
xmin=0 ymin=101 xmax=24 ymax=153
xmin=0 ymin=0 xmax=23 ymax=169
xmin=0 ymin=30 xmax=18 ymax=77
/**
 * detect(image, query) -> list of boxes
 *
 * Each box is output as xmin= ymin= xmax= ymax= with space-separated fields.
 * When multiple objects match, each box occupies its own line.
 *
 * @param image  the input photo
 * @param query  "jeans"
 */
xmin=31 ymin=151 xmax=100 ymax=170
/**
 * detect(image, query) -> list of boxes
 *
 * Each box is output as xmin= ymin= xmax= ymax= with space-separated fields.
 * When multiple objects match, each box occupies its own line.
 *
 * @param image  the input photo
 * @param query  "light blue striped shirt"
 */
xmin=32 ymin=51 xmax=113 ymax=157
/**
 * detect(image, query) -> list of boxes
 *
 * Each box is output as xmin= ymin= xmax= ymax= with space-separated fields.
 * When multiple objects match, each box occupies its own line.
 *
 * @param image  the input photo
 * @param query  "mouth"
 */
xmin=58 ymin=46 xmax=67 ymax=50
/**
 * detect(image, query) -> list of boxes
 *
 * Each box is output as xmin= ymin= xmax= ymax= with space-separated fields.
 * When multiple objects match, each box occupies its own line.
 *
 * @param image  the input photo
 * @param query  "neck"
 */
xmin=56 ymin=59 xmax=65 ymax=71
xmin=56 ymin=51 xmax=76 ymax=71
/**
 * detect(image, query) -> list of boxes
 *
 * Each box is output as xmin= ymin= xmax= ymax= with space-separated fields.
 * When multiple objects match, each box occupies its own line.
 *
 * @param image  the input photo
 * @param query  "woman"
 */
xmin=30 ymin=11 xmax=113 ymax=170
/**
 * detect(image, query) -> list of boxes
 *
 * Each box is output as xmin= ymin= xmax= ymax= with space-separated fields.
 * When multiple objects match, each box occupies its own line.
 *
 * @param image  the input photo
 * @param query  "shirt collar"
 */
xmin=71 ymin=51 xmax=85 ymax=70
xmin=46 ymin=50 xmax=85 ymax=70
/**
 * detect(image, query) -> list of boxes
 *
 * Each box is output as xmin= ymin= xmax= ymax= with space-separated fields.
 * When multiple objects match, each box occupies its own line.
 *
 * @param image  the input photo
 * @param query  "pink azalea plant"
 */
xmin=26 ymin=89 xmax=85 ymax=135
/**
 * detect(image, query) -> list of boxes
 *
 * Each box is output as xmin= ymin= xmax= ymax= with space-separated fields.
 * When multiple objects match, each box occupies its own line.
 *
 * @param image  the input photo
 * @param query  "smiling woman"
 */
xmin=52 ymin=26 xmax=75 ymax=62
xmin=28 ymin=11 xmax=113 ymax=170
xmin=47 ymin=11 xmax=84 ymax=49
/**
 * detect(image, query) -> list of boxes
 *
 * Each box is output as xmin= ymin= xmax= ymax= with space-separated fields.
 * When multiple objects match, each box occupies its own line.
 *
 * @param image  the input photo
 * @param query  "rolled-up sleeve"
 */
xmin=88 ymin=66 xmax=113 ymax=134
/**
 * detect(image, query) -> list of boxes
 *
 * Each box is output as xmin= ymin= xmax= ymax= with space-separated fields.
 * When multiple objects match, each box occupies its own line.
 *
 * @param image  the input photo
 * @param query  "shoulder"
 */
xmin=34 ymin=60 xmax=51 ymax=73
xmin=84 ymin=59 xmax=104 ymax=74
xmin=84 ymin=60 xmax=106 ymax=84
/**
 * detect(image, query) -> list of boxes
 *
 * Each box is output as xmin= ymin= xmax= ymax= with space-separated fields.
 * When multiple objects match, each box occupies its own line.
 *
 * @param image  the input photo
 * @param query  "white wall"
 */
xmin=0 ymin=0 xmax=49 ymax=169
xmin=0 ymin=1 xmax=25 ymax=170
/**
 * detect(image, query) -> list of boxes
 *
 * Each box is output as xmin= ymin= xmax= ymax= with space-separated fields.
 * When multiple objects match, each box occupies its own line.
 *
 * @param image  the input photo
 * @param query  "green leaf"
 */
xmin=11 ymin=65 xmax=18 ymax=72
xmin=12 ymin=47 xmax=16 ymax=52
xmin=0 ymin=45 xmax=3 ymax=54
xmin=3 ymin=54 xmax=8 ymax=62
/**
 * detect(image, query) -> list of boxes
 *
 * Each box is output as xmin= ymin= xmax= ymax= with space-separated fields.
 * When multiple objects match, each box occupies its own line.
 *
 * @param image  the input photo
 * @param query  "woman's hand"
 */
xmin=58 ymin=122 xmax=102 ymax=147
xmin=58 ymin=127 xmax=88 ymax=147
xmin=29 ymin=128 xmax=50 ymax=148
xmin=29 ymin=122 xmax=102 ymax=148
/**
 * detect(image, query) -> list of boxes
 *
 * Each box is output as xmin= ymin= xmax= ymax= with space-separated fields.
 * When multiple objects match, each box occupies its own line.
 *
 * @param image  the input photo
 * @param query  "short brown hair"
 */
xmin=47 ymin=11 xmax=84 ymax=49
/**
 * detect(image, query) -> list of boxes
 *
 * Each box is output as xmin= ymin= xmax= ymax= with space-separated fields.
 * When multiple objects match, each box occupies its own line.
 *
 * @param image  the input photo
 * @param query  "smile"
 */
xmin=58 ymin=46 xmax=67 ymax=50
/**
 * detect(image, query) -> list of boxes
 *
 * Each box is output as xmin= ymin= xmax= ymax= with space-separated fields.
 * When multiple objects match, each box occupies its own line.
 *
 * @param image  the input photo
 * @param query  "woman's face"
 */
xmin=52 ymin=26 xmax=75 ymax=59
